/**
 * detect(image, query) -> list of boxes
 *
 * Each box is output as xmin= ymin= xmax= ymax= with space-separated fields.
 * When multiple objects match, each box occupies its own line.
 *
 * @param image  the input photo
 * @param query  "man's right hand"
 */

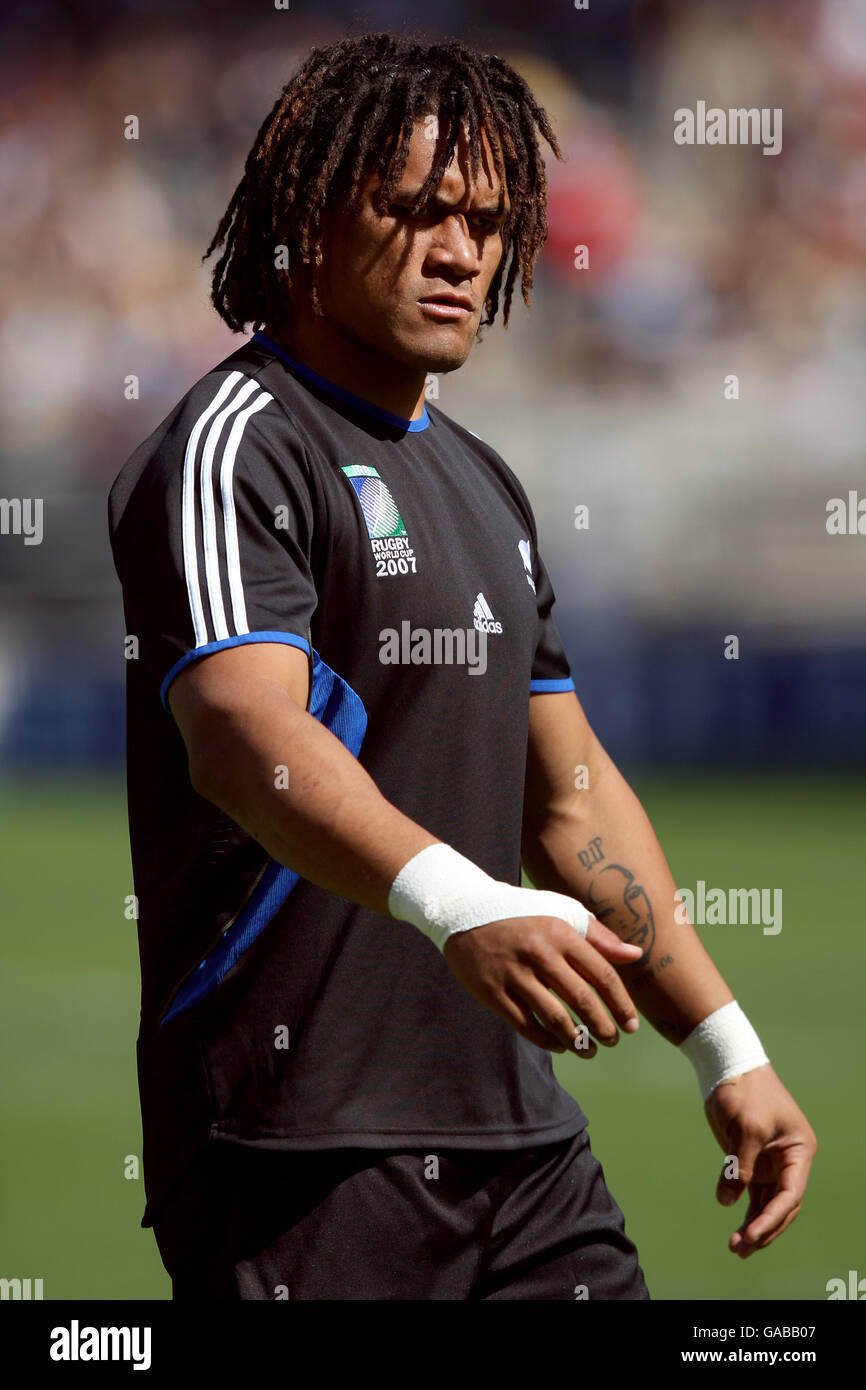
xmin=442 ymin=914 xmax=643 ymax=1055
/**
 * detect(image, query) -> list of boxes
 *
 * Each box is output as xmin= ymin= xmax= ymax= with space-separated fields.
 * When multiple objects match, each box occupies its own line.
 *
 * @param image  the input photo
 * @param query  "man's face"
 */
xmin=310 ymin=116 xmax=511 ymax=374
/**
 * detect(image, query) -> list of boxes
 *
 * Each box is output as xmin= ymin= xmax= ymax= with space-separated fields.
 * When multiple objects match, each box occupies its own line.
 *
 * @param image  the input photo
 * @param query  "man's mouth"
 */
xmin=417 ymin=293 xmax=475 ymax=321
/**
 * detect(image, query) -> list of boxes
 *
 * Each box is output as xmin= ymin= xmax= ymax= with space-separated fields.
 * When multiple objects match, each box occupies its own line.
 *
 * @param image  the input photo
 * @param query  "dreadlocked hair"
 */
xmin=203 ymin=31 xmax=561 ymax=335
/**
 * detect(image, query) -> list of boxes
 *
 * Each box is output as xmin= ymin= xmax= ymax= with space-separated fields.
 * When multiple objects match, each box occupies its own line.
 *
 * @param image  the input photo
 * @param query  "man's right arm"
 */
xmin=169 ymin=640 xmax=437 ymax=915
xmin=168 ymin=640 xmax=643 ymax=1054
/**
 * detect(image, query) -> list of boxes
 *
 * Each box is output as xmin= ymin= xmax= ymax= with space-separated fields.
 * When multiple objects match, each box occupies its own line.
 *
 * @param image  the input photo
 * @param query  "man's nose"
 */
xmin=427 ymin=214 xmax=481 ymax=273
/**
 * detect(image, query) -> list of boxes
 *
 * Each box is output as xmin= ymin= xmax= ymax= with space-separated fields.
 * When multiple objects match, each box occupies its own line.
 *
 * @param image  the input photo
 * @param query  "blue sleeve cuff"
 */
xmin=160 ymin=631 xmax=311 ymax=710
xmin=530 ymin=677 xmax=575 ymax=694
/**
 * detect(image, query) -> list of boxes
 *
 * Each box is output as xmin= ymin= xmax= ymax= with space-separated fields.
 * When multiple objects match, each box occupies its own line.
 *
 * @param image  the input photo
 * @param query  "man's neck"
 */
xmin=262 ymin=315 xmax=428 ymax=423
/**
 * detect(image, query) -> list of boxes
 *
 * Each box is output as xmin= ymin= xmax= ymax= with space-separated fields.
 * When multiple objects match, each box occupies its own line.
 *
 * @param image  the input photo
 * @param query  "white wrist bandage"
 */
xmin=679 ymin=1000 xmax=770 ymax=1101
xmin=388 ymin=842 xmax=591 ymax=953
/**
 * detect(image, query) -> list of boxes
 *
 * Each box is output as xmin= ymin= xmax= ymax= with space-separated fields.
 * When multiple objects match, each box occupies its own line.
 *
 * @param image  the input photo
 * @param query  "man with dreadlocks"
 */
xmin=109 ymin=30 xmax=816 ymax=1300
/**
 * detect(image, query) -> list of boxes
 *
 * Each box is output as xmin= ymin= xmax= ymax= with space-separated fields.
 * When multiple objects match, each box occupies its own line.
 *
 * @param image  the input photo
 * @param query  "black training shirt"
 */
xmin=108 ymin=332 xmax=588 ymax=1227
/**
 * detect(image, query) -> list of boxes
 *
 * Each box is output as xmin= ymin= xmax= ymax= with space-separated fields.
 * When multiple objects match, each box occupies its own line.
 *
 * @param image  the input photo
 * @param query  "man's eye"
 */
xmin=390 ymin=204 xmax=500 ymax=230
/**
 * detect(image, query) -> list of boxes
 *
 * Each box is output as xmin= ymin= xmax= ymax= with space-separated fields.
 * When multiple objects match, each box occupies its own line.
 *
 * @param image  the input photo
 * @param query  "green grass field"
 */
xmin=0 ymin=771 xmax=862 ymax=1300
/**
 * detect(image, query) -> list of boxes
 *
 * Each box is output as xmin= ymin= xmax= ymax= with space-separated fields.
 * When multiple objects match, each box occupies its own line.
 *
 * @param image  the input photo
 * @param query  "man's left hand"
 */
xmin=704 ymin=1065 xmax=817 ymax=1258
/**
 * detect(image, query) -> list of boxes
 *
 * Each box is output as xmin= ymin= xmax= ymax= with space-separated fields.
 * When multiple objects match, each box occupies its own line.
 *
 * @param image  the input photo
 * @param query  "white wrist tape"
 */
xmin=679 ymin=1000 xmax=770 ymax=1101
xmin=388 ymin=842 xmax=591 ymax=954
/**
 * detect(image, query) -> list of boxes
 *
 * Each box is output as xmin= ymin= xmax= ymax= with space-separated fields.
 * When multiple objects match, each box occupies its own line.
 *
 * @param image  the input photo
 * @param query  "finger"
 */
xmin=540 ymin=960 xmax=620 ymax=1047
xmin=731 ymin=1206 xmax=803 ymax=1258
xmin=568 ymin=1022 xmax=599 ymax=1061
xmin=717 ymin=1126 xmax=764 ymax=1206
xmin=738 ymin=1168 xmax=804 ymax=1245
xmin=511 ymin=977 xmax=598 ymax=1055
xmin=733 ymin=1202 xmax=803 ymax=1256
xmin=498 ymin=986 xmax=571 ymax=1054
xmin=730 ymin=1186 xmax=773 ymax=1257
xmin=584 ymin=917 xmax=644 ymax=961
xmin=743 ymin=1202 xmax=803 ymax=1253
xmin=729 ymin=1183 xmax=786 ymax=1257
xmin=561 ymin=936 xmax=641 ymax=1033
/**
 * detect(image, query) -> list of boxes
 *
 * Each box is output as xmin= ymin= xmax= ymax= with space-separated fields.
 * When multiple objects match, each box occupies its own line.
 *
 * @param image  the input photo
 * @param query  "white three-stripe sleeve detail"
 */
xmin=220 ymin=391 xmax=274 ymax=637
xmin=199 ymin=378 xmax=261 ymax=642
xmin=182 ymin=372 xmax=245 ymax=647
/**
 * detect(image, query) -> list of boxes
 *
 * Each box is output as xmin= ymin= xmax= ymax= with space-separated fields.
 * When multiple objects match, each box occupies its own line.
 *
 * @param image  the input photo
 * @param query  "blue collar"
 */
xmin=252 ymin=331 xmax=430 ymax=432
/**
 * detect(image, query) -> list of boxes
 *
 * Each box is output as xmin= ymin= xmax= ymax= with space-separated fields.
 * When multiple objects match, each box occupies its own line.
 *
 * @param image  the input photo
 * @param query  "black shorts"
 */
xmin=152 ymin=1127 xmax=650 ymax=1301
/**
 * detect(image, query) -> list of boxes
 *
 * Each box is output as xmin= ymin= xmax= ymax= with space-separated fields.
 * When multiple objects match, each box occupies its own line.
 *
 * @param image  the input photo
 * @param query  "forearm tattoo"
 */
xmin=577 ymin=834 xmax=674 ymax=990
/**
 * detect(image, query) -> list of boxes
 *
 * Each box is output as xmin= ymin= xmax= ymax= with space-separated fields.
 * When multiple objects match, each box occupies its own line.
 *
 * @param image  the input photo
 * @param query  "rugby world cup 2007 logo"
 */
xmin=341 ymin=464 xmax=418 ymax=579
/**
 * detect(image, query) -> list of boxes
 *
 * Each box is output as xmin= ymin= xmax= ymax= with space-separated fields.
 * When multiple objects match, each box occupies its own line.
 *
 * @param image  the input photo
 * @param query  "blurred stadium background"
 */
xmin=1 ymin=0 xmax=863 ymax=1299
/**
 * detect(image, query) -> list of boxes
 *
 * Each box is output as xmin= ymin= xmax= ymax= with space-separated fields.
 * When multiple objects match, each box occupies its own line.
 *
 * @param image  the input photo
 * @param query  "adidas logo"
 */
xmin=473 ymin=592 xmax=503 ymax=634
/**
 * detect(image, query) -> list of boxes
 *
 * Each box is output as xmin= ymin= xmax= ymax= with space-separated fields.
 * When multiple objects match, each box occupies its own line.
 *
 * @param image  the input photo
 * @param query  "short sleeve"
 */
xmin=529 ymin=544 xmax=575 ymax=694
xmin=111 ymin=373 xmax=319 ymax=711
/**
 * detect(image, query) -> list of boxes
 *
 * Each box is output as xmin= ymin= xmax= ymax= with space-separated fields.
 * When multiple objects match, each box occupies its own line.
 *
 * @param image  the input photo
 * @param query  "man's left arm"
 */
xmin=522 ymin=689 xmax=817 ymax=1257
